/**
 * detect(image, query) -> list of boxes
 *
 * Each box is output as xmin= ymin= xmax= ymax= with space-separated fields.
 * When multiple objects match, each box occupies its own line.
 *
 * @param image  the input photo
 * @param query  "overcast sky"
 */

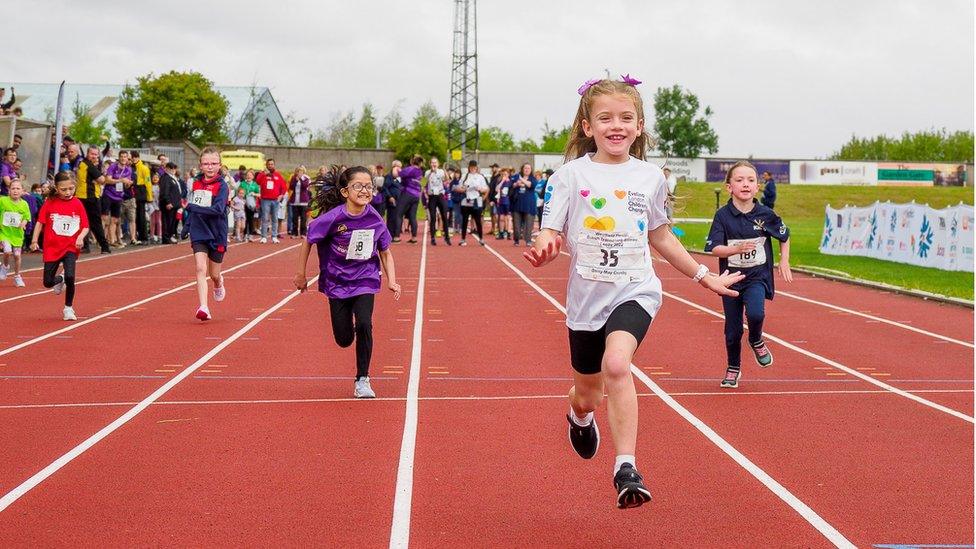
xmin=11 ymin=0 xmax=974 ymax=158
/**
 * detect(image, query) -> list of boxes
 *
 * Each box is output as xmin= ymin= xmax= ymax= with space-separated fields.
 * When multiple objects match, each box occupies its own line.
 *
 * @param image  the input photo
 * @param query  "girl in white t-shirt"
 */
xmin=524 ymin=76 xmax=743 ymax=509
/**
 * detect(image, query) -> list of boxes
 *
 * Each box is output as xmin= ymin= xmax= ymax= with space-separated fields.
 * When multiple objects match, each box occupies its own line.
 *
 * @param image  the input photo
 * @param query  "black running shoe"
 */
xmin=566 ymin=414 xmax=599 ymax=459
xmin=613 ymin=463 xmax=652 ymax=509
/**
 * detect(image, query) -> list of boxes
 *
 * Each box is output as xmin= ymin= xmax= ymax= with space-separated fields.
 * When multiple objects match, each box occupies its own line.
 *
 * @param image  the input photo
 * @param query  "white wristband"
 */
xmin=692 ymin=264 xmax=709 ymax=282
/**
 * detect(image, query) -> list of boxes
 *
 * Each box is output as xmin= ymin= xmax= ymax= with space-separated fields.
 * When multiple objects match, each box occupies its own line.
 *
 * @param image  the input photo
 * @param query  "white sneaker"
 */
xmin=354 ymin=377 xmax=376 ymax=399
xmin=213 ymin=276 xmax=226 ymax=302
xmin=272 ymin=237 xmax=280 ymax=244
xmin=13 ymin=275 xmax=25 ymax=287
xmin=195 ymin=306 xmax=212 ymax=321
xmin=0 ymin=264 xmax=7 ymax=280
xmin=260 ymin=237 xmax=268 ymax=244
xmin=52 ymin=279 xmax=65 ymax=295
xmin=63 ymin=306 xmax=77 ymax=321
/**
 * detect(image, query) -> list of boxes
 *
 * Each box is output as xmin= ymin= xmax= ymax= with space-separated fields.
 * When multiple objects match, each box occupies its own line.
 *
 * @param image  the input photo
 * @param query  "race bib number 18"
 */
xmin=575 ymin=229 xmax=647 ymax=283
xmin=728 ymin=237 xmax=766 ymax=268
xmin=345 ymin=229 xmax=375 ymax=260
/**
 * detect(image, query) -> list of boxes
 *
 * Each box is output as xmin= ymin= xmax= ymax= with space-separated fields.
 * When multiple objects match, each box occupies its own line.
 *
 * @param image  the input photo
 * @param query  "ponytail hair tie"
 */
xmin=577 ymin=74 xmax=642 ymax=96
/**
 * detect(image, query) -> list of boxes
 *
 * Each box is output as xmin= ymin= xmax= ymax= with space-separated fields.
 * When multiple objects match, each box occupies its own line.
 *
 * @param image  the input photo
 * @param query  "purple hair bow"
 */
xmin=577 ymin=74 xmax=642 ymax=96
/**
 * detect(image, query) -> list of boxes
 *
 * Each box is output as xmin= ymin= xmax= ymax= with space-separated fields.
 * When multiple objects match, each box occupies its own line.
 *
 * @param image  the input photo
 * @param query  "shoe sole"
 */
xmin=566 ymin=416 xmax=600 ymax=459
xmin=616 ymin=484 xmax=652 ymax=509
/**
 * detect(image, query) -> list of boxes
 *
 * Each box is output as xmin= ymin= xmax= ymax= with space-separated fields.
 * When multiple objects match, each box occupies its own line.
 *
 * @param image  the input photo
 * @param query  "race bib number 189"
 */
xmin=727 ymin=237 xmax=766 ymax=268
xmin=575 ymin=229 xmax=647 ymax=283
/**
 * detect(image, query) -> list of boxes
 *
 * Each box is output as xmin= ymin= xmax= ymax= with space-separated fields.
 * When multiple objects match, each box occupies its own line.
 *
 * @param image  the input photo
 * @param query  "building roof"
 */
xmin=0 ymin=82 xmax=294 ymax=145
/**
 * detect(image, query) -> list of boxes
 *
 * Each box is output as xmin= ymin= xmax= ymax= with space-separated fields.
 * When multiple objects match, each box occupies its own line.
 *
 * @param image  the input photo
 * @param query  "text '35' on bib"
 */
xmin=575 ymin=229 xmax=647 ymax=283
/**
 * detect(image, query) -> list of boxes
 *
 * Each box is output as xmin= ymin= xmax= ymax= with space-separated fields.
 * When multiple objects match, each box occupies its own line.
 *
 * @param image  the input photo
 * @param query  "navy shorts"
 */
xmin=100 ymin=195 xmax=122 ymax=218
xmin=496 ymin=203 xmax=510 ymax=215
xmin=191 ymin=241 xmax=226 ymax=264
xmin=567 ymin=301 xmax=653 ymax=375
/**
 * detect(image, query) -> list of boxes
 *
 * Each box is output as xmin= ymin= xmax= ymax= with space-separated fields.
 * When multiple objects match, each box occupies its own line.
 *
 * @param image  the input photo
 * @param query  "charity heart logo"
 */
xmin=579 ymin=189 xmax=590 ymax=198
xmin=544 ymin=185 xmax=553 ymax=203
xmin=591 ymin=197 xmax=606 ymax=210
xmin=637 ymin=219 xmax=646 ymax=232
xmin=583 ymin=216 xmax=615 ymax=231
xmin=614 ymin=190 xmax=627 ymax=199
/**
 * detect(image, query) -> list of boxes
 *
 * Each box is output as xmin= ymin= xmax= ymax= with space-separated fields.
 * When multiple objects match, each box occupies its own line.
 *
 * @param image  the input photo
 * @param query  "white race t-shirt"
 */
xmin=425 ymin=168 xmax=446 ymax=196
xmin=461 ymin=172 xmax=488 ymax=208
xmin=541 ymin=154 xmax=670 ymax=330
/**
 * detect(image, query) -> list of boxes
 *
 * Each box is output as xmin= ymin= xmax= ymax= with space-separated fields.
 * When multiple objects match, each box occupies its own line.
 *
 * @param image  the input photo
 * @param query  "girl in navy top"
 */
xmin=186 ymin=146 xmax=231 ymax=321
xmin=705 ymin=161 xmax=792 ymax=388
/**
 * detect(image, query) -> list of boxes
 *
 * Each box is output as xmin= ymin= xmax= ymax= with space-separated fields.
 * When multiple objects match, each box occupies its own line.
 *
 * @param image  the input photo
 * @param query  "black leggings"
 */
xmin=43 ymin=252 xmax=78 ymax=306
xmin=427 ymin=195 xmax=449 ymax=240
xmin=396 ymin=194 xmax=419 ymax=238
xmin=461 ymin=206 xmax=483 ymax=241
xmin=329 ymin=293 xmax=375 ymax=380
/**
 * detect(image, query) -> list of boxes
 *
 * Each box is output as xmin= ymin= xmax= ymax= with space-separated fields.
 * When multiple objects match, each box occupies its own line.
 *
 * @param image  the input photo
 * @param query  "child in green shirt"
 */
xmin=0 ymin=180 xmax=32 ymax=287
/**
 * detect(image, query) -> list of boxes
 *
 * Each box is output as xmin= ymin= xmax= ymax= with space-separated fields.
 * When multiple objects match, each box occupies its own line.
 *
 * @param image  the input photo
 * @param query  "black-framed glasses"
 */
xmin=350 ymin=183 xmax=374 ymax=192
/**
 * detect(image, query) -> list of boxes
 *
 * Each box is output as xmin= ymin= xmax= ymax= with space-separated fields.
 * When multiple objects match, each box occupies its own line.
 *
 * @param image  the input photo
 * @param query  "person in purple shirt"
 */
xmin=102 ymin=151 xmax=133 ymax=247
xmin=393 ymin=155 xmax=424 ymax=243
xmin=1 ymin=148 xmax=17 ymax=195
xmin=294 ymin=165 xmax=402 ymax=399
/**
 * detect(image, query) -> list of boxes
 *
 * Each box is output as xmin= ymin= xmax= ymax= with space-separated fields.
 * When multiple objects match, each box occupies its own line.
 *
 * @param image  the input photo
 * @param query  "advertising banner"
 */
xmin=791 ymin=160 xmax=878 ymax=185
xmin=705 ymin=159 xmax=790 ymax=184
xmin=820 ymin=201 xmax=974 ymax=272
xmin=647 ymin=157 xmax=706 ymax=182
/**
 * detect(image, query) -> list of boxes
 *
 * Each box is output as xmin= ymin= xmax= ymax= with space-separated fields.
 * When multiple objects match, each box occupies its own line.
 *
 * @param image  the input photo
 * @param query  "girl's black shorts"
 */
xmin=567 ymin=300 xmax=652 ymax=375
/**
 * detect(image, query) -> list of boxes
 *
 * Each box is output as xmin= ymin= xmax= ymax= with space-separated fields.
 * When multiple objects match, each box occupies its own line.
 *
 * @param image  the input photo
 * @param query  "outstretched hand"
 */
xmin=523 ymin=235 xmax=563 ymax=267
xmin=700 ymin=269 xmax=745 ymax=297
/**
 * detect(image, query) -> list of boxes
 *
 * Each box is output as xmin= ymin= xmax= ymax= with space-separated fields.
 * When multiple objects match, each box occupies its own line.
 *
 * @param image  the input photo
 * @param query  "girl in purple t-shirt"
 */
xmin=294 ymin=166 xmax=402 ymax=399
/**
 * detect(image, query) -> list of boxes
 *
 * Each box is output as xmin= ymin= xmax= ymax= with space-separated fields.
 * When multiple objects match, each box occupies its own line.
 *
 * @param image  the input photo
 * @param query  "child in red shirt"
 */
xmin=30 ymin=171 xmax=90 ymax=321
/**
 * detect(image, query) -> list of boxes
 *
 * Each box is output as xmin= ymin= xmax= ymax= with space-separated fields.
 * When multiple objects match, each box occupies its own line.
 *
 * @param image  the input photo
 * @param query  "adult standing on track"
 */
xmin=289 ymin=165 xmax=311 ymax=237
xmin=457 ymin=159 xmax=488 ymax=246
xmin=424 ymin=156 xmax=451 ymax=246
xmin=370 ymin=165 xmax=387 ymax=219
xmin=511 ymin=163 xmax=538 ymax=246
xmin=238 ymin=169 xmax=260 ymax=239
xmin=158 ymin=162 xmax=182 ymax=244
xmin=73 ymin=145 xmax=111 ymax=254
xmin=383 ymin=160 xmax=402 ymax=239
xmin=395 ymin=155 xmax=423 ymax=244
xmin=256 ymin=158 xmax=287 ymax=243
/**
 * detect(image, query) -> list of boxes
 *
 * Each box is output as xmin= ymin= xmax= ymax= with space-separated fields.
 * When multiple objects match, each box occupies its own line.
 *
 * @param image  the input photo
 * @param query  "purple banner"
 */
xmin=706 ymin=159 xmax=791 ymax=184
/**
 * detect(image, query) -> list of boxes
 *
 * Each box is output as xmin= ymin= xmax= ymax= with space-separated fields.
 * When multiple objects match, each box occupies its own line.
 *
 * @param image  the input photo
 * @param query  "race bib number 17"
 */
xmin=51 ymin=214 xmax=81 ymax=237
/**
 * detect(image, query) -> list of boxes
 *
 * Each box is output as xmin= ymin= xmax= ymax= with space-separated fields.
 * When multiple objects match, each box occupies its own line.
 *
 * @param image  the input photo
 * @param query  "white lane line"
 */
xmin=389 ymin=226 xmax=428 ymax=549
xmin=662 ymin=291 xmax=975 ymax=424
xmin=0 ymin=274 xmax=319 ymax=513
xmin=2 ymin=243 xmax=245 ymax=305
xmin=487 ymin=243 xmax=855 ymax=549
xmin=0 ymin=244 xmax=300 ymax=359
xmin=1 ymin=389 xmax=970 ymax=411
xmin=777 ymin=290 xmax=974 ymax=348
xmin=561 ymin=249 xmax=974 ymax=423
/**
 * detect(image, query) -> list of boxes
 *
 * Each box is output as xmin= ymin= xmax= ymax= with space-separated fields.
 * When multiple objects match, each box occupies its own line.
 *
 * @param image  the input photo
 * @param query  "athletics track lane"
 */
xmin=486 ymin=241 xmax=974 ymax=546
xmin=0 ymin=241 xmax=422 ymax=546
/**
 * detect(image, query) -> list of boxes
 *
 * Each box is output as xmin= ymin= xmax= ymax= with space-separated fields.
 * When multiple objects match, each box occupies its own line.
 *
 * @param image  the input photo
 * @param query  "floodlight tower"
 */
xmin=447 ymin=0 xmax=479 ymax=160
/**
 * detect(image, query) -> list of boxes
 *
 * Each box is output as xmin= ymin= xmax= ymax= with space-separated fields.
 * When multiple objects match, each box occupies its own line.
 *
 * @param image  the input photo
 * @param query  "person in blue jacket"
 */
xmin=511 ymin=163 xmax=538 ymax=246
xmin=760 ymin=170 xmax=776 ymax=209
xmin=184 ymin=146 xmax=230 ymax=321
xmin=383 ymin=160 xmax=403 ymax=240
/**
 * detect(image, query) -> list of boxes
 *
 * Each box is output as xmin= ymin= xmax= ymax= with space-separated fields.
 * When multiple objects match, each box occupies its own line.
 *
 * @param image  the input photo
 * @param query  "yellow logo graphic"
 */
xmin=583 ymin=216 xmax=615 ymax=231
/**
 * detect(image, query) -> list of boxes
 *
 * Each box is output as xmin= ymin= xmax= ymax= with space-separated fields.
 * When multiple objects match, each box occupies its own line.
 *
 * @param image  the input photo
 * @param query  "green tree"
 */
xmin=538 ymin=123 xmax=571 ymax=153
xmin=354 ymin=103 xmax=378 ymax=149
xmin=652 ymin=85 xmax=719 ymax=158
xmin=115 ymin=71 xmax=229 ymax=147
xmin=386 ymin=101 xmax=448 ymax=161
xmin=831 ymin=129 xmax=974 ymax=162
xmin=309 ymin=110 xmax=357 ymax=148
xmin=477 ymin=126 xmax=516 ymax=151
xmin=68 ymin=94 xmax=112 ymax=145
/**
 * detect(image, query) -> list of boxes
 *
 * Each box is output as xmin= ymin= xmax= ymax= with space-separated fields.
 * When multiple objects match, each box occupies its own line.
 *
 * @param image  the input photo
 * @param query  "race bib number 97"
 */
xmin=2 ymin=211 xmax=22 ymax=227
xmin=51 ymin=214 xmax=81 ymax=237
xmin=728 ymin=237 xmax=766 ymax=268
xmin=575 ymin=229 xmax=647 ymax=283
xmin=191 ymin=189 xmax=213 ymax=208
xmin=345 ymin=229 xmax=375 ymax=260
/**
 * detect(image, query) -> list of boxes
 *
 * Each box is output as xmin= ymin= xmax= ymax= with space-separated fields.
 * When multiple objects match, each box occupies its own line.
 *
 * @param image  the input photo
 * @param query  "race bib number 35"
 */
xmin=728 ymin=237 xmax=767 ymax=268
xmin=2 ymin=211 xmax=22 ymax=227
xmin=575 ymin=230 xmax=647 ymax=283
xmin=51 ymin=214 xmax=81 ymax=237
xmin=345 ymin=229 xmax=375 ymax=260
xmin=191 ymin=189 xmax=213 ymax=207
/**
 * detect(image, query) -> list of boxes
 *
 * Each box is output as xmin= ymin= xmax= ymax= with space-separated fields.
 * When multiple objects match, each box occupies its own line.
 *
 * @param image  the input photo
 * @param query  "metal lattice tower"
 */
xmin=447 ymin=0 xmax=479 ymax=159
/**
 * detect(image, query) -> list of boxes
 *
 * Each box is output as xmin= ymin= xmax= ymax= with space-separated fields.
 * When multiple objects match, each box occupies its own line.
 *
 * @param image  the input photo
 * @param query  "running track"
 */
xmin=0 ymin=236 xmax=971 ymax=547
